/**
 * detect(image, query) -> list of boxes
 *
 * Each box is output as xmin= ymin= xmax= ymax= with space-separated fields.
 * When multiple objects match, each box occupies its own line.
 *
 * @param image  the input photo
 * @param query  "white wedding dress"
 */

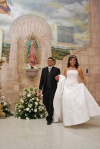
xmin=53 ymin=70 xmax=100 ymax=126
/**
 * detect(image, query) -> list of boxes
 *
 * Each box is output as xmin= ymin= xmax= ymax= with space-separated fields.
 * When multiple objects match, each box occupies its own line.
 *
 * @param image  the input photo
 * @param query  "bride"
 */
xmin=54 ymin=55 xmax=100 ymax=126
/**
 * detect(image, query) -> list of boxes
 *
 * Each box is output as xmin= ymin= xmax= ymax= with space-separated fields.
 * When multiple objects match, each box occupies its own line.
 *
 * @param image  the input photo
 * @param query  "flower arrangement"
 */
xmin=25 ymin=63 xmax=40 ymax=70
xmin=15 ymin=86 xmax=47 ymax=119
xmin=0 ymin=96 xmax=12 ymax=117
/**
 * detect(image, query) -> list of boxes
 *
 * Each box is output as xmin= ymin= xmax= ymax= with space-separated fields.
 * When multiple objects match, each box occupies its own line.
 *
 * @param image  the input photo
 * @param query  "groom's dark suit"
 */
xmin=39 ymin=66 xmax=60 ymax=123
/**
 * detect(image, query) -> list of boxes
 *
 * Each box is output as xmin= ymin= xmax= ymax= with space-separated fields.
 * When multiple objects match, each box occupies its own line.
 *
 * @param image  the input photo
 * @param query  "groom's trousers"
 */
xmin=43 ymin=88 xmax=55 ymax=122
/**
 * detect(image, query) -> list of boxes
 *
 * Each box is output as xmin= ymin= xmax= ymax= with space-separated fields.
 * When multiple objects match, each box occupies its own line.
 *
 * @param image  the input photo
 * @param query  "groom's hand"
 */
xmin=38 ymin=89 xmax=41 ymax=93
xmin=55 ymin=75 xmax=59 ymax=81
xmin=38 ymin=89 xmax=43 ymax=101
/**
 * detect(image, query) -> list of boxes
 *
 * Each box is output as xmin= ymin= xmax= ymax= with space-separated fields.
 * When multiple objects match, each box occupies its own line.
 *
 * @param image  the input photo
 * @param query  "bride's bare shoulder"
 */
xmin=78 ymin=67 xmax=83 ymax=74
xmin=78 ymin=67 xmax=82 ymax=71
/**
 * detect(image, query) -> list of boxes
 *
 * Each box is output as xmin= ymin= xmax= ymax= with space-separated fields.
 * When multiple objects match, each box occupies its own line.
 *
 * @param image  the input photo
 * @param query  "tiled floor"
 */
xmin=0 ymin=116 xmax=100 ymax=149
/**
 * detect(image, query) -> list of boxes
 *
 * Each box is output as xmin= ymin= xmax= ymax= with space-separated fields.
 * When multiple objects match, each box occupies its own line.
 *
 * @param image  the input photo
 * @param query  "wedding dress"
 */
xmin=53 ymin=70 xmax=100 ymax=126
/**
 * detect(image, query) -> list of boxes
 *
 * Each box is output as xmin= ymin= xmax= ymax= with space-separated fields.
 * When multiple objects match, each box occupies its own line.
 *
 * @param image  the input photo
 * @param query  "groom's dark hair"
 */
xmin=48 ymin=57 xmax=54 ymax=61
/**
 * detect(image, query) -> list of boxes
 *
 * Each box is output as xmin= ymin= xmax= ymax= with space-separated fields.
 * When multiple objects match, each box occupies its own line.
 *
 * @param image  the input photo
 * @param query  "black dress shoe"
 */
xmin=47 ymin=121 xmax=52 ymax=125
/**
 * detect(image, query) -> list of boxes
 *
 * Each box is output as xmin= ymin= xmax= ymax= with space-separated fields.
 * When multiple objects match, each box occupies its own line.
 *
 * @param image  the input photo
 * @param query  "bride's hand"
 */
xmin=55 ymin=75 xmax=59 ymax=81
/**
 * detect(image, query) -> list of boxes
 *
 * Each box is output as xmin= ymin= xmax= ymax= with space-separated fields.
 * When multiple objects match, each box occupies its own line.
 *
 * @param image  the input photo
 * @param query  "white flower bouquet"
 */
xmin=0 ymin=96 xmax=12 ymax=117
xmin=15 ymin=86 xmax=47 ymax=119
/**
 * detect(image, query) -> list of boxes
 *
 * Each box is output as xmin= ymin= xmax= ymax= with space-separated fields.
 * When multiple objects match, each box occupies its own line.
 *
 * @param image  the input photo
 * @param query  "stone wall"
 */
xmin=56 ymin=0 xmax=100 ymax=104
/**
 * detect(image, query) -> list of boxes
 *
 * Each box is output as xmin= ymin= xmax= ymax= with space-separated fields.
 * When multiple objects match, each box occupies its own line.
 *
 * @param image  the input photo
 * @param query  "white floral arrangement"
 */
xmin=0 ymin=96 xmax=12 ymax=117
xmin=25 ymin=63 xmax=40 ymax=70
xmin=15 ymin=86 xmax=47 ymax=119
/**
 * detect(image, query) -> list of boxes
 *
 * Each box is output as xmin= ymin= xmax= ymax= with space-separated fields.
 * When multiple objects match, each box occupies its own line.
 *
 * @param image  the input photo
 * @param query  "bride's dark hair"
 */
xmin=67 ymin=55 xmax=79 ymax=68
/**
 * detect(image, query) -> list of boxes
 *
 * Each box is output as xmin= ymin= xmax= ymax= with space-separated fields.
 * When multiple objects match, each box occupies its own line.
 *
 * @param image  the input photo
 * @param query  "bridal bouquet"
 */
xmin=0 ymin=96 xmax=12 ymax=117
xmin=15 ymin=86 xmax=47 ymax=119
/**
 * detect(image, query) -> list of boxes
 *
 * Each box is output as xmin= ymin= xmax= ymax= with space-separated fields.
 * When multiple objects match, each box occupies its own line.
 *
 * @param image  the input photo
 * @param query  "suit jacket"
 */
xmin=39 ymin=66 xmax=60 ymax=94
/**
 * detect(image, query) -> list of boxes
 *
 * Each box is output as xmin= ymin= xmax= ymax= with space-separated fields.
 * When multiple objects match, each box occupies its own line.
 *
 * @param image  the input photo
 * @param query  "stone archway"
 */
xmin=9 ymin=15 xmax=52 ymax=69
xmin=1 ymin=15 xmax=52 ymax=107
xmin=8 ymin=15 xmax=52 ymax=88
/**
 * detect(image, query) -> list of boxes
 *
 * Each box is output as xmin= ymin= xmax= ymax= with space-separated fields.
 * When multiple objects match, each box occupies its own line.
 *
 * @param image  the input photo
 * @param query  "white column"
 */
xmin=44 ymin=41 xmax=52 ymax=67
xmin=40 ymin=45 xmax=45 ymax=68
xmin=9 ymin=37 xmax=18 ymax=68
xmin=9 ymin=36 xmax=19 ymax=81
xmin=0 ymin=28 xmax=3 ymax=61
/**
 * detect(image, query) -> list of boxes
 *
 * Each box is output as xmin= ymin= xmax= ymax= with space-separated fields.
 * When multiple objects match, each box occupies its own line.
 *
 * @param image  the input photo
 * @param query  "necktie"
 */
xmin=48 ymin=67 xmax=51 ymax=72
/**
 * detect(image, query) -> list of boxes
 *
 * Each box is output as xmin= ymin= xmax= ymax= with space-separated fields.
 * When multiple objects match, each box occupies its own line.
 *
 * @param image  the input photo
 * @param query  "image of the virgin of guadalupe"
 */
xmin=28 ymin=36 xmax=38 ymax=66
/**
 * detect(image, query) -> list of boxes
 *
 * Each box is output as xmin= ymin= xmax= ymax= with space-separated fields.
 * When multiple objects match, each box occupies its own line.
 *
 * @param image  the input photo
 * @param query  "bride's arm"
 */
xmin=63 ymin=68 xmax=67 ymax=77
xmin=78 ymin=67 xmax=86 ymax=85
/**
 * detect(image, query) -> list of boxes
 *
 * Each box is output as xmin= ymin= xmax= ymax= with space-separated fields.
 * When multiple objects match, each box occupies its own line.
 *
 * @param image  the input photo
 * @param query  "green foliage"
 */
xmin=51 ymin=46 xmax=71 ymax=60
xmin=2 ymin=43 xmax=10 ymax=62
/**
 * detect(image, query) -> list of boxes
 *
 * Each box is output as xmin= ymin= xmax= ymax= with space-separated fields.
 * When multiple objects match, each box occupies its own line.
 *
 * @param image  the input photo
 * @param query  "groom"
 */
xmin=39 ymin=57 xmax=60 ymax=125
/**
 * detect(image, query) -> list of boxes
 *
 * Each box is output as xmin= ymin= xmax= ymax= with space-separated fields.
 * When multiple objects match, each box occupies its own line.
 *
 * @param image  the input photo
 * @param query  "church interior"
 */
xmin=0 ymin=0 xmax=100 ymax=149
